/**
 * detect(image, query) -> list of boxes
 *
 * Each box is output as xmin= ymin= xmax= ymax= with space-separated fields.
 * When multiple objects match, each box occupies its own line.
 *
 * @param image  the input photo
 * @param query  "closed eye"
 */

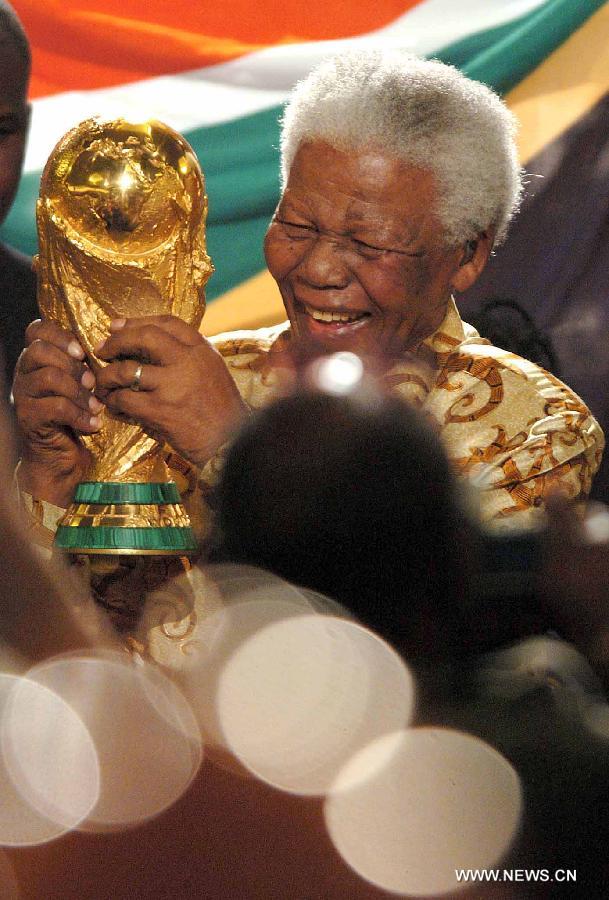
xmin=352 ymin=238 xmax=387 ymax=255
xmin=352 ymin=238 xmax=425 ymax=259
xmin=275 ymin=218 xmax=316 ymax=238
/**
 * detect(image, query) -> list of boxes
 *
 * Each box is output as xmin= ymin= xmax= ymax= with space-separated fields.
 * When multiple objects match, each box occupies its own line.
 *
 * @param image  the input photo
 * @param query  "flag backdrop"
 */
xmin=5 ymin=1 xmax=609 ymax=495
xmin=4 ymin=0 xmax=607 ymax=331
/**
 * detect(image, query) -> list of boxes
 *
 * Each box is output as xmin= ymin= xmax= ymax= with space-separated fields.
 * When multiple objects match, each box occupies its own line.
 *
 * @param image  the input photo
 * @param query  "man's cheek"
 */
xmin=265 ymin=236 xmax=293 ymax=274
xmin=361 ymin=264 xmax=425 ymax=310
xmin=396 ymin=259 xmax=436 ymax=299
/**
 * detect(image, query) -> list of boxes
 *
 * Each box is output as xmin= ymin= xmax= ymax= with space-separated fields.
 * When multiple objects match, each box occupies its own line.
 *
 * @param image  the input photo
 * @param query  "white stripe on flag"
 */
xmin=24 ymin=0 xmax=547 ymax=174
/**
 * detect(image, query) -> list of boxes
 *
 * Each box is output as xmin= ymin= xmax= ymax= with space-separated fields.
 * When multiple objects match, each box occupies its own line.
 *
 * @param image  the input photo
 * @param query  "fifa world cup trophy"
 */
xmin=36 ymin=118 xmax=213 ymax=571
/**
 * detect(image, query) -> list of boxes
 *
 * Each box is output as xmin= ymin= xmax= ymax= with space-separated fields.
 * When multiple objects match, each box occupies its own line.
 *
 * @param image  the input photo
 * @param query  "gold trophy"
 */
xmin=36 ymin=117 xmax=213 ymax=557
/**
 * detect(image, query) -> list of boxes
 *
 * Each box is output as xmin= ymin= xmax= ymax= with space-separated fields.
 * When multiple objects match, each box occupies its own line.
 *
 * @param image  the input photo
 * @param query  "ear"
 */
xmin=450 ymin=229 xmax=495 ymax=293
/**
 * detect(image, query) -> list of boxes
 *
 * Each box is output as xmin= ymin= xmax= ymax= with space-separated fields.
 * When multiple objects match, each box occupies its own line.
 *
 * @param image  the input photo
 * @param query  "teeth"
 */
xmin=304 ymin=304 xmax=365 ymax=323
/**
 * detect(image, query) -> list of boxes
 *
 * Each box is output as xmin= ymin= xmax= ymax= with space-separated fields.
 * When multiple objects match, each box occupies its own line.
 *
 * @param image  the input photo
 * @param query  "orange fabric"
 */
xmin=13 ymin=0 xmax=422 ymax=98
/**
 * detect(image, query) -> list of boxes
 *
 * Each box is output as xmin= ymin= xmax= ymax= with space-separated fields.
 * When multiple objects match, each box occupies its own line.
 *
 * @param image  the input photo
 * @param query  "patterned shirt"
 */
xmin=206 ymin=298 xmax=603 ymax=529
xmin=19 ymin=299 xmax=604 ymax=548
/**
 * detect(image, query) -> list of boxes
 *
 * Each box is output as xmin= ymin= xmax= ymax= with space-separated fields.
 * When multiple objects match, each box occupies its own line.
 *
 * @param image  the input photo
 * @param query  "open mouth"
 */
xmin=302 ymin=303 xmax=371 ymax=325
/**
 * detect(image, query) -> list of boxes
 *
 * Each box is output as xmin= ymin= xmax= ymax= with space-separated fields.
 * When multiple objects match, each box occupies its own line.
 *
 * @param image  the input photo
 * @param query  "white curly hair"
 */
xmin=280 ymin=50 xmax=523 ymax=247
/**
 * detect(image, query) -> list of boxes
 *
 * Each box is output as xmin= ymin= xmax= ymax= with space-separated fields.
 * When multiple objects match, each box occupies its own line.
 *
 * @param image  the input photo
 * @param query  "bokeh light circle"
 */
xmin=167 ymin=579 xmax=322 ymax=751
xmin=22 ymin=652 xmax=202 ymax=830
xmin=0 ymin=672 xmax=99 ymax=846
xmin=325 ymin=727 xmax=522 ymax=896
xmin=308 ymin=353 xmax=365 ymax=395
xmin=204 ymin=563 xmax=332 ymax=611
xmin=216 ymin=614 xmax=415 ymax=795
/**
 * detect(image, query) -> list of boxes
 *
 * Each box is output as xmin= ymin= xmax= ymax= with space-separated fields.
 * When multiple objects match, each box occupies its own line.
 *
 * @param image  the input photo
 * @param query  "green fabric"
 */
xmin=73 ymin=481 xmax=182 ymax=504
xmin=1 ymin=173 xmax=38 ymax=258
xmin=55 ymin=524 xmax=197 ymax=552
xmin=1 ymin=0 xmax=603 ymax=302
xmin=443 ymin=0 xmax=607 ymax=94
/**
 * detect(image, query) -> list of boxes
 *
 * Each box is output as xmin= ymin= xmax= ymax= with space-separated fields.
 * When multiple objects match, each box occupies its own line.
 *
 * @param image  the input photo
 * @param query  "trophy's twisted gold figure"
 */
xmin=37 ymin=117 xmax=213 ymax=483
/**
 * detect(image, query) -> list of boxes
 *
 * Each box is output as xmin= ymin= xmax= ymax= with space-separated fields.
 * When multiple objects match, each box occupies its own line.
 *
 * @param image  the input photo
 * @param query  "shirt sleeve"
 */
xmin=430 ymin=347 xmax=605 ymax=529
xmin=17 ymin=489 xmax=66 ymax=555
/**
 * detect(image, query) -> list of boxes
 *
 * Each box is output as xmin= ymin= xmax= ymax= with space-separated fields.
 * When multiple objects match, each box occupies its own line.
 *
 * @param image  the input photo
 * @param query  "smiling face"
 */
xmin=0 ymin=39 xmax=29 ymax=227
xmin=265 ymin=140 xmax=488 ymax=359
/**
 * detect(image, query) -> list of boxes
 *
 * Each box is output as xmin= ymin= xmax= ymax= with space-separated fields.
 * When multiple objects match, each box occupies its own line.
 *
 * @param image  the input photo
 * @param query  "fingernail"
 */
xmin=81 ymin=370 xmax=95 ymax=389
xmin=68 ymin=341 xmax=85 ymax=359
xmin=89 ymin=415 xmax=102 ymax=429
xmin=110 ymin=318 xmax=126 ymax=331
xmin=89 ymin=396 xmax=104 ymax=413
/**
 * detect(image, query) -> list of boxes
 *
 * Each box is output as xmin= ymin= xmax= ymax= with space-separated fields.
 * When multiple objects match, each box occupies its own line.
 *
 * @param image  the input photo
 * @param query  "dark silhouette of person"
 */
xmin=468 ymin=297 xmax=560 ymax=375
xmin=0 ymin=2 xmax=37 ymax=390
xmin=213 ymin=380 xmax=609 ymax=897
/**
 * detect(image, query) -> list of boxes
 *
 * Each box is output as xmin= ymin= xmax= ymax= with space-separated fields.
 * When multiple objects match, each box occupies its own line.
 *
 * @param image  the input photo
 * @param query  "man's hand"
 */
xmin=13 ymin=320 xmax=103 ymax=506
xmin=95 ymin=316 xmax=248 ymax=466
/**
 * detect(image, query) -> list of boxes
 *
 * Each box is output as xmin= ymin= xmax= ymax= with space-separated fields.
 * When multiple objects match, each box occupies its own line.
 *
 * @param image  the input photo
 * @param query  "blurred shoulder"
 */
xmin=209 ymin=321 xmax=290 ymax=361
xmin=444 ymin=325 xmax=592 ymax=414
xmin=207 ymin=321 xmax=291 ymax=408
xmin=425 ymin=310 xmax=604 ymax=514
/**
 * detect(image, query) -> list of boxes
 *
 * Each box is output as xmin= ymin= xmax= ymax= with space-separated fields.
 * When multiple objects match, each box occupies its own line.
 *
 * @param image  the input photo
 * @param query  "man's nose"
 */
xmin=298 ymin=235 xmax=350 ymax=289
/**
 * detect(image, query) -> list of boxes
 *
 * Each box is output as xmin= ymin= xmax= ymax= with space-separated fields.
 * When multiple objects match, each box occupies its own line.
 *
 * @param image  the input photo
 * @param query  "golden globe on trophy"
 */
xmin=36 ymin=117 xmax=213 ymax=557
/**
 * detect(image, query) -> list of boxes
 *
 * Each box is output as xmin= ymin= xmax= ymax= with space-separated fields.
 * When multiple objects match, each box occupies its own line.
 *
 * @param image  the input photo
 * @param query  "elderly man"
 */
xmin=14 ymin=50 xmax=603 ymax=546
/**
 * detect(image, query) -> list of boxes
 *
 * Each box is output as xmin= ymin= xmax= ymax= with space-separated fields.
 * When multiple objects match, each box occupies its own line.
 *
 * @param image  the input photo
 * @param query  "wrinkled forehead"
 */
xmin=283 ymin=139 xmax=441 ymax=224
xmin=287 ymin=137 xmax=437 ymax=188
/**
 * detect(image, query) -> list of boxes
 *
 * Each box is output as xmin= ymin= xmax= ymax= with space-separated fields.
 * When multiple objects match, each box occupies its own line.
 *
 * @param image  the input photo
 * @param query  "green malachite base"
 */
xmin=73 ymin=481 xmax=182 ymax=505
xmin=55 ymin=525 xmax=197 ymax=554
xmin=55 ymin=481 xmax=197 ymax=556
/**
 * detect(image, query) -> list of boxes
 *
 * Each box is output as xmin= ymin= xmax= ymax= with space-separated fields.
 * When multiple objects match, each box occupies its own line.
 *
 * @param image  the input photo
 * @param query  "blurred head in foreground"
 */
xmin=215 ymin=373 xmax=470 ymax=661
